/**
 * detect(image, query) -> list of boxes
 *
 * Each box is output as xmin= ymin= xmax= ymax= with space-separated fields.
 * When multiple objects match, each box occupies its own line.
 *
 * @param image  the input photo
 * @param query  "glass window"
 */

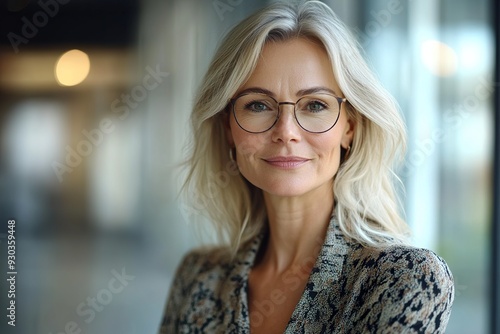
xmin=352 ymin=0 xmax=494 ymax=332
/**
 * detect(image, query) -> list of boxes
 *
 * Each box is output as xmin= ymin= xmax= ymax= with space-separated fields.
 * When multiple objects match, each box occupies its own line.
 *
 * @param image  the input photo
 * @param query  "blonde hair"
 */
xmin=182 ymin=0 xmax=410 ymax=255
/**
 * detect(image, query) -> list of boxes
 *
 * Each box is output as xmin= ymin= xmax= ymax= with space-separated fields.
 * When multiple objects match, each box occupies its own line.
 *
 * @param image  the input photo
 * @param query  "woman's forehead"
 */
xmin=240 ymin=38 xmax=341 ymax=98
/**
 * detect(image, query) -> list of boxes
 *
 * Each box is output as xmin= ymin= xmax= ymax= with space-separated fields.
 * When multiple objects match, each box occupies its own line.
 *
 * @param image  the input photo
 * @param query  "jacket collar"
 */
xmin=227 ymin=215 xmax=351 ymax=328
xmin=309 ymin=215 xmax=350 ymax=291
xmin=239 ymin=215 xmax=350 ymax=284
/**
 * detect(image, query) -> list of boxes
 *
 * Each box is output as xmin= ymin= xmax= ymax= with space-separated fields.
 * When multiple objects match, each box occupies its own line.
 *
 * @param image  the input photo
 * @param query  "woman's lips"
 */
xmin=263 ymin=156 xmax=310 ymax=168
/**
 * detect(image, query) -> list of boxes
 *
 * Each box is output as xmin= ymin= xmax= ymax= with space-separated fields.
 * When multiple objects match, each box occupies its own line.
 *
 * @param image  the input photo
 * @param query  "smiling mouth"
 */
xmin=262 ymin=156 xmax=310 ymax=168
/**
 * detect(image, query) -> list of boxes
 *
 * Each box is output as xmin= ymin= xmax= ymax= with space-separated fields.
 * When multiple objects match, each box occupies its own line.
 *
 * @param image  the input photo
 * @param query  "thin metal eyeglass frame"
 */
xmin=229 ymin=93 xmax=347 ymax=134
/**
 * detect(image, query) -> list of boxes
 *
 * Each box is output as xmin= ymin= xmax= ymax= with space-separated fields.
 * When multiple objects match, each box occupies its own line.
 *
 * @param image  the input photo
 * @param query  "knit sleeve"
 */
xmin=358 ymin=247 xmax=455 ymax=333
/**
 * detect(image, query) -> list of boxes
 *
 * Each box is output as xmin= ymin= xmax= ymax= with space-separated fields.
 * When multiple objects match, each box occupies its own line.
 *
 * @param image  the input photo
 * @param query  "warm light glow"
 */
xmin=55 ymin=49 xmax=90 ymax=86
xmin=420 ymin=40 xmax=458 ymax=77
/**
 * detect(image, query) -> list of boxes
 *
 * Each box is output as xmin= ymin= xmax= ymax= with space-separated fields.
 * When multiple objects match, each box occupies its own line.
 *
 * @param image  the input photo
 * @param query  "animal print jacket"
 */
xmin=159 ymin=216 xmax=454 ymax=333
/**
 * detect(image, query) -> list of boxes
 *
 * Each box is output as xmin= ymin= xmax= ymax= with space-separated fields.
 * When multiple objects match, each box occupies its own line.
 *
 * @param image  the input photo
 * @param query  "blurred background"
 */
xmin=0 ymin=0 xmax=497 ymax=333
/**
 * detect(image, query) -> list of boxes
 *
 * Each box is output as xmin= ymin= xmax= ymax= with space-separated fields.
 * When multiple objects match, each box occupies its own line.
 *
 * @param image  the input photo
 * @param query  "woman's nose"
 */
xmin=270 ymin=104 xmax=302 ymax=143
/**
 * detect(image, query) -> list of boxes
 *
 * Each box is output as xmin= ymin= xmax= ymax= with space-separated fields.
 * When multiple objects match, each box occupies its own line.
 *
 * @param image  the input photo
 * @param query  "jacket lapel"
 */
xmin=224 ymin=233 xmax=264 ymax=332
xmin=284 ymin=216 xmax=350 ymax=333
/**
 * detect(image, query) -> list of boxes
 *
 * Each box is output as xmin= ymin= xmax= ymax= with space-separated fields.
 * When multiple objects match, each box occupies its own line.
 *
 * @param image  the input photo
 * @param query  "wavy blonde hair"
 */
xmin=182 ymin=0 xmax=410 ymax=255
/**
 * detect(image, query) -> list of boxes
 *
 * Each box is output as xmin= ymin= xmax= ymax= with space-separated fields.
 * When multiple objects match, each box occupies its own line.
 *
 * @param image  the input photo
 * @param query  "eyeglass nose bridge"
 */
xmin=275 ymin=101 xmax=297 ymax=118
xmin=274 ymin=101 xmax=305 ymax=130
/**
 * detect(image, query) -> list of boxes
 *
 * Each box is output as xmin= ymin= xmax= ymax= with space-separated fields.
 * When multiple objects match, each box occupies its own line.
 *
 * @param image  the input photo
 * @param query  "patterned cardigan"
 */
xmin=159 ymin=217 xmax=454 ymax=333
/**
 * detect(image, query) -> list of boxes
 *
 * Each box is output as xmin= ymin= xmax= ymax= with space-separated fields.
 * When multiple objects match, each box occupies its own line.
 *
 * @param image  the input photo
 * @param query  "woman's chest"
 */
xmin=247 ymin=267 xmax=311 ymax=334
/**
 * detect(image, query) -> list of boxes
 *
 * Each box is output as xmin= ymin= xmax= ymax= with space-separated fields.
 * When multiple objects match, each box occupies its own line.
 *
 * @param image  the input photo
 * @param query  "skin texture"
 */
xmin=226 ymin=37 xmax=355 ymax=333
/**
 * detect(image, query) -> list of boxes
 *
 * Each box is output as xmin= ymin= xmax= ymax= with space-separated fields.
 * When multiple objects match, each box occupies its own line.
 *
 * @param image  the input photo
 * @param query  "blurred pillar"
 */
xmin=405 ymin=0 xmax=441 ymax=249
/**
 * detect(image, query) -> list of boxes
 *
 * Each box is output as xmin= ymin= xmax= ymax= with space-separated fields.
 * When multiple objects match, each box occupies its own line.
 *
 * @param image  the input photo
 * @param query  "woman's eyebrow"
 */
xmin=236 ymin=86 xmax=341 ymax=98
xmin=236 ymin=87 xmax=275 ymax=97
xmin=296 ymin=86 xmax=340 ymax=96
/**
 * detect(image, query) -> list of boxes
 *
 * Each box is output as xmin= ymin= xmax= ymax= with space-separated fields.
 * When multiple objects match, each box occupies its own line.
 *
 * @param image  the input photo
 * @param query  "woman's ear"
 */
xmin=341 ymin=114 xmax=355 ymax=149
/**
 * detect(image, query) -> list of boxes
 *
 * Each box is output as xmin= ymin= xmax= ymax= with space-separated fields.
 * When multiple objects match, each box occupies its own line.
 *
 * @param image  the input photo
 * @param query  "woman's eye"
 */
xmin=308 ymin=101 xmax=326 ymax=112
xmin=247 ymin=102 xmax=269 ymax=112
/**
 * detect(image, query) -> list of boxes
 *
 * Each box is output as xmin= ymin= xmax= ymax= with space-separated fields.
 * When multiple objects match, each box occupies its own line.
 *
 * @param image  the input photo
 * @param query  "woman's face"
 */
xmin=227 ymin=37 xmax=354 ymax=198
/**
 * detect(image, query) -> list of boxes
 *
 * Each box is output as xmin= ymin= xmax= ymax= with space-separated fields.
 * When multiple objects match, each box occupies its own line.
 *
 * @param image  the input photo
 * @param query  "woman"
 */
xmin=159 ymin=1 xmax=454 ymax=333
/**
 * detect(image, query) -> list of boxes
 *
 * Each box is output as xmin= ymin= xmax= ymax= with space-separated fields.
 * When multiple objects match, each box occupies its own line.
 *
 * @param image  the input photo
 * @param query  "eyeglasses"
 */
xmin=230 ymin=93 xmax=346 ymax=133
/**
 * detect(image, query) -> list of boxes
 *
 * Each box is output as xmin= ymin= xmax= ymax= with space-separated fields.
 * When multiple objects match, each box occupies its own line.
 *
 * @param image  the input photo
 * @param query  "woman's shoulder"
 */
xmin=346 ymin=244 xmax=455 ymax=332
xmin=352 ymin=243 xmax=454 ymax=288
xmin=176 ymin=245 xmax=233 ymax=276
xmin=372 ymin=244 xmax=451 ymax=281
xmin=160 ymin=245 xmax=238 ymax=333
xmin=169 ymin=238 xmax=260 ymax=297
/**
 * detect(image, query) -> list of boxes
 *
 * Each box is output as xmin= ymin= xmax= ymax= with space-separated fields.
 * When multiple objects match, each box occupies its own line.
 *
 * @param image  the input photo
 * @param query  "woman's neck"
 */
xmin=259 ymin=185 xmax=334 ymax=273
